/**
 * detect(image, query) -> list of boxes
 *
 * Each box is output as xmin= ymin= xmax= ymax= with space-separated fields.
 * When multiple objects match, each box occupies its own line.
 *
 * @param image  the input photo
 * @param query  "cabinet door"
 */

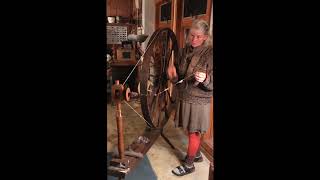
xmin=155 ymin=1 xmax=172 ymax=29
xmin=201 ymin=97 xmax=213 ymax=162
xmin=107 ymin=0 xmax=116 ymax=16
xmin=107 ymin=0 xmax=133 ymax=17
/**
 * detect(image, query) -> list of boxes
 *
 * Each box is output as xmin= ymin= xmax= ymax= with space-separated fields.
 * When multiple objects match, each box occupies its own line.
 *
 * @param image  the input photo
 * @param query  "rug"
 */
xmin=107 ymin=152 xmax=157 ymax=180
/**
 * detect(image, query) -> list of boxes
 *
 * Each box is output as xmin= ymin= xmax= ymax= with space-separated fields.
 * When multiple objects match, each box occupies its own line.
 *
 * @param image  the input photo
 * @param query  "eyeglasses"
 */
xmin=189 ymin=33 xmax=207 ymax=39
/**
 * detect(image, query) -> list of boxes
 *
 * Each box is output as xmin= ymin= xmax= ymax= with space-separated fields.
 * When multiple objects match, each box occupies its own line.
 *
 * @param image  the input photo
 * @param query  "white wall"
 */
xmin=141 ymin=0 xmax=155 ymax=51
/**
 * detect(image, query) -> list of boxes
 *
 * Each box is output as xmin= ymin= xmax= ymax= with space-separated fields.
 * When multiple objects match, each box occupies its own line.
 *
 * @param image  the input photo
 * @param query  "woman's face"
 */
xmin=188 ymin=28 xmax=208 ymax=47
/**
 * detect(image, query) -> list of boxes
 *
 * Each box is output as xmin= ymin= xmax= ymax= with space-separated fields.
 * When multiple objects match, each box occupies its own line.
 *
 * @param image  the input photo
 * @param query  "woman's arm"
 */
xmin=199 ymin=51 xmax=214 ymax=91
xmin=168 ymin=49 xmax=184 ymax=83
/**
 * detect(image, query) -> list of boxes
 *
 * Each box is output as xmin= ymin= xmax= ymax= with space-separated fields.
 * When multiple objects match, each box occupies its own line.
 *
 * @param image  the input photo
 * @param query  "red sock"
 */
xmin=187 ymin=132 xmax=201 ymax=158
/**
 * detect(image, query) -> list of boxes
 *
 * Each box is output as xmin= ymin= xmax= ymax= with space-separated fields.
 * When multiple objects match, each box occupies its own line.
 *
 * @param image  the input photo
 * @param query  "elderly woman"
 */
xmin=167 ymin=19 xmax=214 ymax=176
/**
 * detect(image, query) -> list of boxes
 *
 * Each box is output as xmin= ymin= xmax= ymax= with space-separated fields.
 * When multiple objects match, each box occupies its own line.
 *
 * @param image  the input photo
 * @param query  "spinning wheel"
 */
xmin=108 ymin=28 xmax=179 ymax=179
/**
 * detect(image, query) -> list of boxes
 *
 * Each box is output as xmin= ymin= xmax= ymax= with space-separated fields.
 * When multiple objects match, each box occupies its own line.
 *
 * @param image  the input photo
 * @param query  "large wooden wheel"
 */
xmin=140 ymin=28 xmax=179 ymax=128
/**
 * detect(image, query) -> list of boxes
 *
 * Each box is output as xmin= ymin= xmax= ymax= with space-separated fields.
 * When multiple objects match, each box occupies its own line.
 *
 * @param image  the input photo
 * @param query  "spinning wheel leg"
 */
xmin=161 ymin=132 xmax=176 ymax=149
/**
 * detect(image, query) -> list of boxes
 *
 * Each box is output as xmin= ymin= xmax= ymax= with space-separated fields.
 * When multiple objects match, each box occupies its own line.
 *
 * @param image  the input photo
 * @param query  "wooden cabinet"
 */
xmin=155 ymin=0 xmax=212 ymax=47
xmin=107 ymin=0 xmax=133 ymax=18
xmin=106 ymin=0 xmax=142 ymax=25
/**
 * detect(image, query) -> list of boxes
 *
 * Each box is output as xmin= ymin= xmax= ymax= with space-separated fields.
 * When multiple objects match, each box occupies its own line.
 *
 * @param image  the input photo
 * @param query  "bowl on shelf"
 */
xmin=107 ymin=16 xmax=115 ymax=23
xmin=106 ymin=54 xmax=112 ymax=62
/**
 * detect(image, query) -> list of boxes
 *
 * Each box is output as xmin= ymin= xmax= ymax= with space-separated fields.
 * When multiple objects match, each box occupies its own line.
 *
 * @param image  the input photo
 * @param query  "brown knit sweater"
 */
xmin=171 ymin=44 xmax=214 ymax=104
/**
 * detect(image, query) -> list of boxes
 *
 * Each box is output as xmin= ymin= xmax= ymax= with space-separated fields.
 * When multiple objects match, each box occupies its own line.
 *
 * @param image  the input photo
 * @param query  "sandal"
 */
xmin=172 ymin=164 xmax=195 ymax=176
xmin=182 ymin=154 xmax=204 ymax=163
xmin=194 ymin=155 xmax=204 ymax=162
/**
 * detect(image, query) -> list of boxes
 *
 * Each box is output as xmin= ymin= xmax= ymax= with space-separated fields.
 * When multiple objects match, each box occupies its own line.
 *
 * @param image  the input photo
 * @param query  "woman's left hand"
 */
xmin=194 ymin=71 xmax=206 ymax=82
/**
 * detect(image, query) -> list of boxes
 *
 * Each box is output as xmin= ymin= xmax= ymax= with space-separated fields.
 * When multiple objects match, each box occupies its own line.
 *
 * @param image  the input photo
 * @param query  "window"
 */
xmin=160 ymin=2 xmax=171 ymax=21
xmin=183 ymin=0 xmax=207 ymax=17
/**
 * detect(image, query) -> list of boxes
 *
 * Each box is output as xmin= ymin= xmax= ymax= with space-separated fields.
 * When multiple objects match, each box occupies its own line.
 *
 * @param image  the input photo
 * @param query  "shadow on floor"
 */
xmin=107 ymin=152 xmax=157 ymax=180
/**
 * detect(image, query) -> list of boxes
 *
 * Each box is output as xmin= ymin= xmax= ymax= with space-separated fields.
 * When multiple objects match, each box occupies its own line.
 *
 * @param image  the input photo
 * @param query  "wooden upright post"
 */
xmin=113 ymin=80 xmax=125 ymax=160
xmin=116 ymin=102 xmax=124 ymax=159
xmin=168 ymin=0 xmax=178 ymax=96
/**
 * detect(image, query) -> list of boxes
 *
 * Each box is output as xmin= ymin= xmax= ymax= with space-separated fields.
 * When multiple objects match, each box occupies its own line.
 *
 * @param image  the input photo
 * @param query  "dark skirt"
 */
xmin=174 ymin=100 xmax=211 ymax=134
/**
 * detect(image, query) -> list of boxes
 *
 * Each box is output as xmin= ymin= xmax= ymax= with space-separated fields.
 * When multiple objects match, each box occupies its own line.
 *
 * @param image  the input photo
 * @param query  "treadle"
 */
xmin=107 ymin=128 xmax=162 ymax=179
xmin=161 ymin=133 xmax=176 ymax=149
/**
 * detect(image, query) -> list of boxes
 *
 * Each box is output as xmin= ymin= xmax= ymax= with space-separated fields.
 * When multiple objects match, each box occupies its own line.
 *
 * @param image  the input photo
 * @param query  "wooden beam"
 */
xmin=172 ymin=0 xmax=177 ymax=33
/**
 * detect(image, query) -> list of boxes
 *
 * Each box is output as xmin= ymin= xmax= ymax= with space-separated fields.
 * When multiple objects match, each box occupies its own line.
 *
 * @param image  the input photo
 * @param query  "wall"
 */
xmin=141 ymin=0 xmax=156 ymax=51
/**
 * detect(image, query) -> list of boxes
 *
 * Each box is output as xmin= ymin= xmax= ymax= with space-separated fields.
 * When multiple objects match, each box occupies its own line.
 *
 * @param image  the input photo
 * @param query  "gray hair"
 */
xmin=186 ymin=19 xmax=212 ymax=47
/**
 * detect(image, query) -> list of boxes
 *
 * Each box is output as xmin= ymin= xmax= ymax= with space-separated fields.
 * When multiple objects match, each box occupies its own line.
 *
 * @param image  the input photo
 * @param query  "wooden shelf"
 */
xmin=107 ymin=23 xmax=136 ymax=26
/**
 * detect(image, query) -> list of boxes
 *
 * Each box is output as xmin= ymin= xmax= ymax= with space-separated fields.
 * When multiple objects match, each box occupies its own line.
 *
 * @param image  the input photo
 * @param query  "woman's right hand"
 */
xmin=167 ymin=65 xmax=177 ymax=80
